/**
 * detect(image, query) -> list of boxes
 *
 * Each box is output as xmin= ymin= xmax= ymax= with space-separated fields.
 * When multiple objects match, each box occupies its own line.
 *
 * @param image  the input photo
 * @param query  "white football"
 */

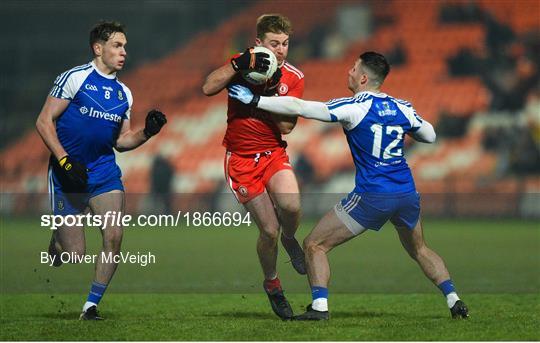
xmin=240 ymin=46 xmax=278 ymax=85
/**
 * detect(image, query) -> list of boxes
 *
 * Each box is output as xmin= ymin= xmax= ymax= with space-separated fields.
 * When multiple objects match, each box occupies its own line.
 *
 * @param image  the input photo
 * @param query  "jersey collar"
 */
xmin=91 ymin=61 xmax=117 ymax=79
xmin=354 ymin=90 xmax=388 ymax=98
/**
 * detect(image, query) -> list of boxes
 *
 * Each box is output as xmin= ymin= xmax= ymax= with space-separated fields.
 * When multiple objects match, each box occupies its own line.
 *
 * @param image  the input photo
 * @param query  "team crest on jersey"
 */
xmin=377 ymin=101 xmax=397 ymax=117
xmin=57 ymin=200 xmax=64 ymax=211
xmin=278 ymin=84 xmax=288 ymax=95
xmin=117 ymin=90 xmax=123 ymax=100
xmin=238 ymin=185 xmax=249 ymax=198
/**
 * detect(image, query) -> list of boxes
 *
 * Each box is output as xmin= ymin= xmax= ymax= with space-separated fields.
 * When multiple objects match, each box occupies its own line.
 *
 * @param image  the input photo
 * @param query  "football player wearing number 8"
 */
xmin=202 ymin=14 xmax=306 ymax=320
xmin=35 ymin=21 xmax=167 ymax=320
xmin=229 ymin=51 xmax=469 ymax=321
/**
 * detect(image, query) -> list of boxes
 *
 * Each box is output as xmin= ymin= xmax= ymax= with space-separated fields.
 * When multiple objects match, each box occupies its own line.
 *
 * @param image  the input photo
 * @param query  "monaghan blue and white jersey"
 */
xmin=326 ymin=91 xmax=423 ymax=193
xmin=49 ymin=61 xmax=133 ymax=170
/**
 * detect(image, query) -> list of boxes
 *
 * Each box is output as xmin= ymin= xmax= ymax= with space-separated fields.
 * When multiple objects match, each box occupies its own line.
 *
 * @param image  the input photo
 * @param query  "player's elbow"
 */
xmin=114 ymin=140 xmax=128 ymax=153
xmin=425 ymin=125 xmax=437 ymax=143
xmin=280 ymin=127 xmax=293 ymax=135
xmin=424 ymin=131 xmax=436 ymax=144
xmin=201 ymin=81 xmax=219 ymax=96
xmin=416 ymin=121 xmax=436 ymax=143
xmin=278 ymin=122 xmax=296 ymax=135
xmin=429 ymin=132 xmax=437 ymax=143
xmin=201 ymin=84 xmax=213 ymax=96
xmin=114 ymin=141 xmax=131 ymax=153
xmin=35 ymin=115 xmax=47 ymax=135
xmin=35 ymin=118 xmax=41 ymax=133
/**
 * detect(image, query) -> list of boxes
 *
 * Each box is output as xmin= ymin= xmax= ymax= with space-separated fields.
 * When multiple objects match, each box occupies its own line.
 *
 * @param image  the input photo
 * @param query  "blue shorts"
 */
xmin=334 ymin=191 xmax=420 ymax=235
xmin=48 ymin=162 xmax=124 ymax=215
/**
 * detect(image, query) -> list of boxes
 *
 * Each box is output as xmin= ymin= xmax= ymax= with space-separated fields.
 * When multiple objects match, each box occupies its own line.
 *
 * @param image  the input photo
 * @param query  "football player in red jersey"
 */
xmin=202 ymin=14 xmax=305 ymax=320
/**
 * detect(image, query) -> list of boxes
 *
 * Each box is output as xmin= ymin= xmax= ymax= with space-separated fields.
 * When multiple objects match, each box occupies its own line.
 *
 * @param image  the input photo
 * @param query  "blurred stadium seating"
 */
xmin=1 ymin=0 xmax=538 ymax=217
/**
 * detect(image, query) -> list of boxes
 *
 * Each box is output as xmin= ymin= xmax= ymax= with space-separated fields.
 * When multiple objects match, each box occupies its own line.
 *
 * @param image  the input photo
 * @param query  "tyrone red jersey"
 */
xmin=223 ymin=60 xmax=305 ymax=154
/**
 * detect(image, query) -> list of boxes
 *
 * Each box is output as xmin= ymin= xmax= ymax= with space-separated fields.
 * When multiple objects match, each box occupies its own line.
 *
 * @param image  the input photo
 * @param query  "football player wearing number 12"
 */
xmin=202 ymin=14 xmax=305 ymax=320
xmin=229 ymin=51 xmax=469 ymax=320
xmin=36 ymin=21 xmax=167 ymax=320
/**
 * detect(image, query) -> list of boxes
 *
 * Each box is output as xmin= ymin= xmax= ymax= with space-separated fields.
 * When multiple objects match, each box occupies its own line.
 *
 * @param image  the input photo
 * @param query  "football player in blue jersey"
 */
xmin=36 ymin=21 xmax=167 ymax=320
xmin=228 ymin=51 xmax=468 ymax=320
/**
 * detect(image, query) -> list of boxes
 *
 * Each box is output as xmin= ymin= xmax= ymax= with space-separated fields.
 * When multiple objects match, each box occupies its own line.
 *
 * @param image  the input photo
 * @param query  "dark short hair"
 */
xmin=360 ymin=51 xmax=390 ymax=86
xmin=256 ymin=14 xmax=292 ymax=39
xmin=89 ymin=21 xmax=125 ymax=54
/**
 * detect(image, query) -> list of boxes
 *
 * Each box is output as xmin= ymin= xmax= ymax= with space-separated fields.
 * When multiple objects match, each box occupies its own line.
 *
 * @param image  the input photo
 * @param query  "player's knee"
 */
xmin=303 ymin=237 xmax=324 ymax=255
xmin=407 ymin=244 xmax=427 ymax=261
xmin=103 ymin=229 xmax=123 ymax=252
xmin=279 ymin=199 xmax=301 ymax=216
xmin=259 ymin=227 xmax=279 ymax=242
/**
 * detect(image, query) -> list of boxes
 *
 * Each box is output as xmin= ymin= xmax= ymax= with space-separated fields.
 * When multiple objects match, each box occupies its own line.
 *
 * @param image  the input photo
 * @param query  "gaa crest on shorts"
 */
xmin=278 ymin=83 xmax=288 ymax=95
xmin=238 ymin=185 xmax=249 ymax=197
xmin=57 ymin=200 xmax=64 ymax=211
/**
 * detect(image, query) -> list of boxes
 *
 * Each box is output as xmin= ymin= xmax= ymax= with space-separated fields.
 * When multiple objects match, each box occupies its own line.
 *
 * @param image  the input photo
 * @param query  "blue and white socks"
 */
xmin=311 ymin=281 xmax=458 ymax=312
xmin=83 ymin=281 xmax=108 ymax=312
xmin=311 ymin=286 xmax=328 ymax=312
xmin=438 ymin=279 xmax=460 ymax=308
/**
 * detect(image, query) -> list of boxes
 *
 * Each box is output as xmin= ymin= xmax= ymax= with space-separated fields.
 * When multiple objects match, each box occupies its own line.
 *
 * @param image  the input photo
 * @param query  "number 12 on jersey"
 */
xmin=370 ymin=124 xmax=403 ymax=159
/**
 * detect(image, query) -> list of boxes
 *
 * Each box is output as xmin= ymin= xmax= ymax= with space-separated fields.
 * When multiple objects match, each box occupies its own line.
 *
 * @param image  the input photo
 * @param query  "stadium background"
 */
xmin=0 ymin=0 xmax=539 ymax=340
xmin=1 ymin=0 xmax=539 ymax=217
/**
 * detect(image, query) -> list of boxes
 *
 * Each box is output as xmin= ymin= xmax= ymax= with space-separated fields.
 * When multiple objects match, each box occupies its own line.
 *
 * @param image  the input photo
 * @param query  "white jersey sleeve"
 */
xmin=257 ymin=96 xmax=333 ymax=122
xmin=49 ymin=63 xmax=93 ymax=100
xmin=410 ymin=120 xmax=436 ymax=143
xmin=392 ymin=99 xmax=436 ymax=142
xmin=325 ymin=97 xmax=373 ymax=131
xmin=394 ymin=100 xmax=423 ymax=131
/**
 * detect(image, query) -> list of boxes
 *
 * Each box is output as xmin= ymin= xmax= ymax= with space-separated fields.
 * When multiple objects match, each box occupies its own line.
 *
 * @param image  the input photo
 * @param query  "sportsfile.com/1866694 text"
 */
xmin=40 ymin=211 xmax=252 ymax=230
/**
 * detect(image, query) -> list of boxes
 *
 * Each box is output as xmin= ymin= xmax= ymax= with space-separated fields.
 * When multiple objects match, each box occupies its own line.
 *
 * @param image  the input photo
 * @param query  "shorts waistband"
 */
xmin=226 ymin=148 xmax=281 ymax=158
xmin=350 ymin=191 xmax=418 ymax=198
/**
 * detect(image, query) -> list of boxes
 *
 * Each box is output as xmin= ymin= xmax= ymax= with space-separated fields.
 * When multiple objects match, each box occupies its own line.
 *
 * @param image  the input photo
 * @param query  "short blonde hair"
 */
xmin=256 ymin=14 xmax=292 ymax=39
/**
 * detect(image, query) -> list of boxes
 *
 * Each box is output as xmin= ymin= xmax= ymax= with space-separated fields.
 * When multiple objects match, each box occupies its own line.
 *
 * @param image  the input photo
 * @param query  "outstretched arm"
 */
xmin=272 ymin=71 xmax=303 ymax=134
xmin=259 ymin=96 xmax=333 ymax=122
xmin=229 ymin=85 xmax=333 ymax=122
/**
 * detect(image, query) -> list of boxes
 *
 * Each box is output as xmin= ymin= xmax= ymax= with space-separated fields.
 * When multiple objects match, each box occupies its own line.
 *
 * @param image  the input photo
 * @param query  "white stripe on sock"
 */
xmin=312 ymin=297 xmax=328 ymax=312
xmin=83 ymin=301 xmax=97 ymax=312
xmin=446 ymin=292 xmax=460 ymax=308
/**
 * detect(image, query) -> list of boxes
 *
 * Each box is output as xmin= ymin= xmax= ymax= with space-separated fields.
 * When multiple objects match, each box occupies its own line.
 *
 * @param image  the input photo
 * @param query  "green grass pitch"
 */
xmin=1 ymin=217 xmax=539 ymax=340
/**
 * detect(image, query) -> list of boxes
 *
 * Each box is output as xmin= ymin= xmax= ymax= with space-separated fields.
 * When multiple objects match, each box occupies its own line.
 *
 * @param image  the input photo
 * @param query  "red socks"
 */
xmin=264 ymin=277 xmax=282 ymax=292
